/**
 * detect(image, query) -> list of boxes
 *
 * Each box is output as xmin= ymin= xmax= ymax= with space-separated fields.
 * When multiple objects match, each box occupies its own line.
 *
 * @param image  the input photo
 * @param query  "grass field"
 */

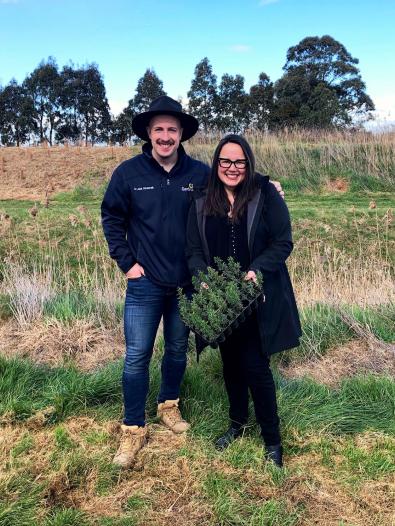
xmin=0 ymin=136 xmax=394 ymax=525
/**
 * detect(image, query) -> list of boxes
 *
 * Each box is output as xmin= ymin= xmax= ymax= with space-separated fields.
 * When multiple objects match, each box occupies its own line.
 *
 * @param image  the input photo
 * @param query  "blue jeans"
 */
xmin=122 ymin=276 xmax=189 ymax=426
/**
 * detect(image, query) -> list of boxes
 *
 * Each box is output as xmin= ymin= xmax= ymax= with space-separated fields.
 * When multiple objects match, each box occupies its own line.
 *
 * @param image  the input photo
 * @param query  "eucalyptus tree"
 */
xmin=0 ymin=80 xmax=36 ymax=146
xmin=187 ymin=57 xmax=218 ymax=132
xmin=273 ymin=35 xmax=374 ymax=128
xmin=248 ymin=72 xmax=274 ymax=132
xmin=215 ymin=74 xmax=249 ymax=133
xmin=57 ymin=63 xmax=111 ymax=145
xmin=24 ymin=57 xmax=62 ymax=145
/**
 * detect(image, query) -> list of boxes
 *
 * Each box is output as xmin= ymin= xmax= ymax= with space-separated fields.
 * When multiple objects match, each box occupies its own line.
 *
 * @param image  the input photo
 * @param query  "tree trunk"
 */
xmin=49 ymin=115 xmax=53 ymax=146
xmin=40 ymin=114 xmax=44 ymax=143
xmin=84 ymin=115 xmax=89 ymax=146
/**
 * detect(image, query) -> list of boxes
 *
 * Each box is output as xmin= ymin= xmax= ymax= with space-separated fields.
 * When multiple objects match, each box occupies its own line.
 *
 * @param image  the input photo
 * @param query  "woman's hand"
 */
xmin=244 ymin=270 xmax=257 ymax=284
xmin=125 ymin=262 xmax=145 ymax=279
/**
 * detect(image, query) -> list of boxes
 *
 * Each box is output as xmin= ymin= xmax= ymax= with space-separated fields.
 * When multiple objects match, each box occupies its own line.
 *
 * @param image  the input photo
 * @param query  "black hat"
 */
xmin=132 ymin=95 xmax=199 ymax=142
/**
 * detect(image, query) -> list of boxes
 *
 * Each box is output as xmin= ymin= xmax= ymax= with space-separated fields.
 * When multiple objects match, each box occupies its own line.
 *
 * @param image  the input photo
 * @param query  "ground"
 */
xmin=0 ymin=142 xmax=394 ymax=526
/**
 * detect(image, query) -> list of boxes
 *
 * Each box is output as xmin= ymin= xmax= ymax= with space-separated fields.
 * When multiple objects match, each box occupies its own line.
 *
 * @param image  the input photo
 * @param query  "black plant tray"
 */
xmin=193 ymin=290 xmax=265 ymax=352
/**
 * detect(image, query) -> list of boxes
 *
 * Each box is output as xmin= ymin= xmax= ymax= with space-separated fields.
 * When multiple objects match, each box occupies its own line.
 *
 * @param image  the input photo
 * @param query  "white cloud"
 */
xmin=364 ymin=92 xmax=395 ymax=132
xmin=108 ymin=99 xmax=127 ymax=117
xmin=259 ymin=0 xmax=279 ymax=5
xmin=372 ymin=93 xmax=395 ymax=118
xmin=229 ymin=44 xmax=251 ymax=53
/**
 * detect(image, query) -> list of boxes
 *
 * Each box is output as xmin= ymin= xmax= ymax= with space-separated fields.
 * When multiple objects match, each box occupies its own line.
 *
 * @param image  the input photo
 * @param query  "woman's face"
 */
xmin=217 ymin=142 xmax=247 ymax=193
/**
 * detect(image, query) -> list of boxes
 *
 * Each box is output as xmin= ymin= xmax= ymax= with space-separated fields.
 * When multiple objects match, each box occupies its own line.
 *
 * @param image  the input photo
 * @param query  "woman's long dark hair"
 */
xmin=204 ymin=134 xmax=258 ymax=222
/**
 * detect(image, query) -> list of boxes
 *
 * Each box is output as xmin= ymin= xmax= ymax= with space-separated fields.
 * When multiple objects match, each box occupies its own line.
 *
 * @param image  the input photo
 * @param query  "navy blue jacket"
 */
xmin=186 ymin=175 xmax=302 ymax=355
xmin=101 ymin=143 xmax=210 ymax=287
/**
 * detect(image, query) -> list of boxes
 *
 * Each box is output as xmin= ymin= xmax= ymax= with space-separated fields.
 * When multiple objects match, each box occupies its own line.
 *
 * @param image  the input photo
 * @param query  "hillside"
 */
xmin=0 ymin=146 xmax=133 ymax=201
xmin=0 ymin=141 xmax=394 ymax=526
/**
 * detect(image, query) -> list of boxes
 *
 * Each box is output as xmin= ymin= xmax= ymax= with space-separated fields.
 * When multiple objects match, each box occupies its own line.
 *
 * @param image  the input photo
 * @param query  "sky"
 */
xmin=1 ymin=0 xmax=394 ymax=128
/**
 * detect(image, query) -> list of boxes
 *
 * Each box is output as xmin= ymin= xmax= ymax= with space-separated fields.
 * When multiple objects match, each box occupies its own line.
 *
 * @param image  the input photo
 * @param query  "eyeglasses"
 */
xmin=218 ymin=158 xmax=248 ymax=169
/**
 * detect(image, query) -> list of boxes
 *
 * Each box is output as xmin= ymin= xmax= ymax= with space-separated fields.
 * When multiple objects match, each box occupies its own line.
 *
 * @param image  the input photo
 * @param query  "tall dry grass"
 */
xmin=187 ymin=130 xmax=395 ymax=186
xmin=1 ymin=231 xmax=393 ymax=324
xmin=289 ymin=243 xmax=395 ymax=308
xmin=2 ymin=260 xmax=55 ymax=326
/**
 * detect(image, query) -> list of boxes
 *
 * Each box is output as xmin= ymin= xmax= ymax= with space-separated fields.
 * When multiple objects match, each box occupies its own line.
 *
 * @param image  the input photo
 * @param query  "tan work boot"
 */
xmin=157 ymin=399 xmax=190 ymax=434
xmin=112 ymin=424 xmax=147 ymax=468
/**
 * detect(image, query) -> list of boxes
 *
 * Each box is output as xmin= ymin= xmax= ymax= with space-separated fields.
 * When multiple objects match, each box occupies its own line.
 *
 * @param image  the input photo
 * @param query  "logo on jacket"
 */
xmin=181 ymin=183 xmax=194 ymax=192
xmin=133 ymin=186 xmax=155 ymax=191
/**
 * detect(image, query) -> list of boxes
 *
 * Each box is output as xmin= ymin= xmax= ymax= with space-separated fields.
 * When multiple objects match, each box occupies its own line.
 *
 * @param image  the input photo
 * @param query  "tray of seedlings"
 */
xmin=178 ymin=257 xmax=264 ymax=348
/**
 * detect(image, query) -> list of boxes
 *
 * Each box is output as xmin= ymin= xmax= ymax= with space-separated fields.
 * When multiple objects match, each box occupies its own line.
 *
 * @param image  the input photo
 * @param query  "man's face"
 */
xmin=147 ymin=115 xmax=183 ymax=163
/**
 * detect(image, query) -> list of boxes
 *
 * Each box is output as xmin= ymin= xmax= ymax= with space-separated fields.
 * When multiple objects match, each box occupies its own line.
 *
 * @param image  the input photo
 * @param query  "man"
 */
xmin=101 ymin=96 xmax=283 ymax=468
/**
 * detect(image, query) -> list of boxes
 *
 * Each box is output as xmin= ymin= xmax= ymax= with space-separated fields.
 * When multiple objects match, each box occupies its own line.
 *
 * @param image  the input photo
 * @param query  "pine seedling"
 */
xmin=177 ymin=288 xmax=193 ymax=327
xmin=240 ymin=271 xmax=263 ymax=301
xmin=207 ymin=288 xmax=227 ymax=312
xmin=215 ymin=257 xmax=242 ymax=282
xmin=206 ymin=306 xmax=225 ymax=334
xmin=224 ymin=282 xmax=243 ymax=310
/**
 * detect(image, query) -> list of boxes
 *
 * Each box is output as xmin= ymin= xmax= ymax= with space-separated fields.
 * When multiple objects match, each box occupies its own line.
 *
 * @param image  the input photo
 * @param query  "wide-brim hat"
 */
xmin=132 ymin=95 xmax=199 ymax=142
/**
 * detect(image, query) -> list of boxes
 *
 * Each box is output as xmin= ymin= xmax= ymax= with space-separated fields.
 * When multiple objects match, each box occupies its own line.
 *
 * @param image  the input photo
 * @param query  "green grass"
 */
xmin=0 ymin=356 xmax=123 ymax=421
xmin=0 ymin=351 xmax=393 ymax=525
xmin=1 ymin=350 xmax=393 ymax=436
xmin=203 ymin=471 xmax=302 ymax=525
xmin=276 ymin=304 xmax=353 ymax=367
xmin=339 ymin=439 xmax=395 ymax=484
xmin=43 ymin=508 xmax=90 ymax=526
xmin=11 ymin=432 xmax=34 ymax=458
xmin=0 ymin=175 xmax=394 ymax=525
xmin=346 ymin=304 xmax=395 ymax=342
xmin=0 ymin=473 xmax=43 ymax=526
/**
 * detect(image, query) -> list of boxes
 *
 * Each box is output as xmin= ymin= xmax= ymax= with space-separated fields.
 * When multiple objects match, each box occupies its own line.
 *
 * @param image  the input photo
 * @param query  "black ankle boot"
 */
xmin=265 ymin=444 xmax=283 ymax=467
xmin=215 ymin=427 xmax=243 ymax=451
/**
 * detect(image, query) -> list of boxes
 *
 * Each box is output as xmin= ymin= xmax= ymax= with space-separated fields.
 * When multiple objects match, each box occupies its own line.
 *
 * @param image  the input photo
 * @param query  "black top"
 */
xmin=205 ymin=211 xmax=250 ymax=272
xmin=186 ymin=176 xmax=302 ymax=355
xmin=101 ymin=143 xmax=210 ymax=287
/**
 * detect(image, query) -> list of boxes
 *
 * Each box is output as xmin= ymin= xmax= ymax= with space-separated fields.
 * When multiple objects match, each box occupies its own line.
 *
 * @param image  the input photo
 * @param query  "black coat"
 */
xmin=101 ymin=143 xmax=209 ymax=287
xmin=185 ymin=175 xmax=302 ymax=355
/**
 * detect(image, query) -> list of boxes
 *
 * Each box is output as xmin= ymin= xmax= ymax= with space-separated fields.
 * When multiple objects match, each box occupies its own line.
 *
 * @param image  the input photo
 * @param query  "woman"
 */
xmin=185 ymin=134 xmax=301 ymax=467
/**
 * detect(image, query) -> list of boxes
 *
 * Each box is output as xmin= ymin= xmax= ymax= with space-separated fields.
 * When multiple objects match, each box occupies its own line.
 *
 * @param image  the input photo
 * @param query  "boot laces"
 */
xmin=118 ymin=431 xmax=142 ymax=453
xmin=164 ymin=405 xmax=183 ymax=426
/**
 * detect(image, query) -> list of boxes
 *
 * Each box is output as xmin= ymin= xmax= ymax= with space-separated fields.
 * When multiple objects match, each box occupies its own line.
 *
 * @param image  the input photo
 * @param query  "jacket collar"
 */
xmin=194 ymin=174 xmax=270 ymax=252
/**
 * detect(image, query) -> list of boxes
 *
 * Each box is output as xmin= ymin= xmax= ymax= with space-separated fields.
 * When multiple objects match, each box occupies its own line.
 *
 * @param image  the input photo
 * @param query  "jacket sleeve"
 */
xmin=185 ymin=200 xmax=208 ymax=278
xmin=249 ymin=182 xmax=293 ymax=273
xmin=101 ymin=165 xmax=136 ymax=274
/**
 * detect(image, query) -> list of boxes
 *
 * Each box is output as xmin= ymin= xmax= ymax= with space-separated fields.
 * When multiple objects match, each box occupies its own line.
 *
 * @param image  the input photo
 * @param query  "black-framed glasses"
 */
xmin=218 ymin=158 xmax=248 ymax=169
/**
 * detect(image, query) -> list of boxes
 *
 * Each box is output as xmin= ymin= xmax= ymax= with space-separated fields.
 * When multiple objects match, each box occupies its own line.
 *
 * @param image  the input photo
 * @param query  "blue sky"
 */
xmin=1 ymin=0 xmax=394 ymax=126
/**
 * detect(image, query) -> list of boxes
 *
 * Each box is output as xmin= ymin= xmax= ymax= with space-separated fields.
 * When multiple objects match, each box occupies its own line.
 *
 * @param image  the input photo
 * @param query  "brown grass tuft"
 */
xmin=325 ymin=177 xmax=349 ymax=193
xmin=281 ymin=339 xmax=395 ymax=386
xmin=0 ymin=319 xmax=124 ymax=370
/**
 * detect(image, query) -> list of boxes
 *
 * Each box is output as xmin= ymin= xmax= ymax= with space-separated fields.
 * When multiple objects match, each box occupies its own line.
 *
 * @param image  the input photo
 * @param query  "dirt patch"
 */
xmin=325 ymin=177 xmax=349 ymax=193
xmin=0 ymin=146 xmax=133 ymax=201
xmin=0 ymin=319 xmax=124 ymax=371
xmin=280 ymin=339 xmax=395 ymax=386
xmin=285 ymin=459 xmax=393 ymax=525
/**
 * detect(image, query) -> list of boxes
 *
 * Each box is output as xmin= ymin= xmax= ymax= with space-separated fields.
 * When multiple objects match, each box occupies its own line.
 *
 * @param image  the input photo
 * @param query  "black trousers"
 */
xmin=219 ymin=313 xmax=281 ymax=446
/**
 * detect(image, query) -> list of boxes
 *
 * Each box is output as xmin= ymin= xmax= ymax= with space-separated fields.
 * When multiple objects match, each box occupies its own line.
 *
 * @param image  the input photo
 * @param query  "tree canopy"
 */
xmin=24 ymin=57 xmax=62 ymax=145
xmin=0 ymin=80 xmax=36 ymax=146
xmin=187 ymin=58 xmax=218 ymax=132
xmin=0 ymin=36 xmax=376 ymax=146
xmin=273 ymin=35 xmax=375 ymax=128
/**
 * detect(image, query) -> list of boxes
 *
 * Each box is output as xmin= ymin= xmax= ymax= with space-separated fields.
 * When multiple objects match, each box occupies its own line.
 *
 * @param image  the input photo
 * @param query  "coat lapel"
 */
xmin=247 ymin=188 xmax=261 ymax=249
